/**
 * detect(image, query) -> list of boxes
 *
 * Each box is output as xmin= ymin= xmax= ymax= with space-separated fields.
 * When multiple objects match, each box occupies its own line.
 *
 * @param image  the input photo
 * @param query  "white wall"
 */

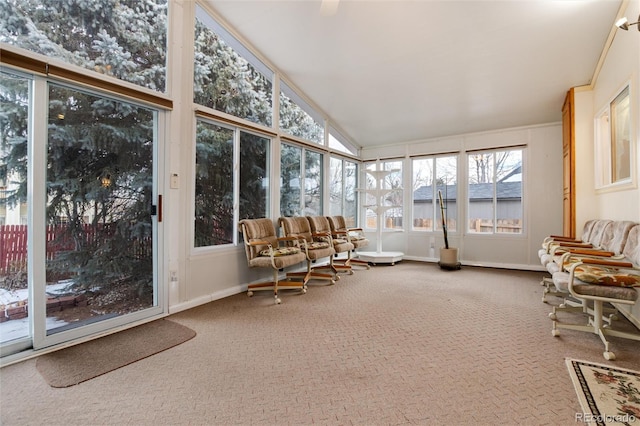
xmin=573 ymin=0 xmax=640 ymax=326
xmin=360 ymin=124 xmax=564 ymax=271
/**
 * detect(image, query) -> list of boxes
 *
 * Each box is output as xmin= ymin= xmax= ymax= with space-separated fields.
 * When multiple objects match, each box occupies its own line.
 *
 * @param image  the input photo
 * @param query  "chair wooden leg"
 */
xmin=349 ymin=258 xmax=371 ymax=270
xmin=309 ymin=257 xmax=341 ymax=281
xmin=286 ymin=262 xmax=335 ymax=286
xmin=246 ymin=269 xmax=305 ymax=304
xmin=331 ymin=254 xmax=353 ymax=275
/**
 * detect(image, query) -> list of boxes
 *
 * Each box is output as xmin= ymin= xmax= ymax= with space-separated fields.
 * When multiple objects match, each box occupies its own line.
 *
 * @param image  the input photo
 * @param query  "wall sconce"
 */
xmin=615 ymin=15 xmax=640 ymax=31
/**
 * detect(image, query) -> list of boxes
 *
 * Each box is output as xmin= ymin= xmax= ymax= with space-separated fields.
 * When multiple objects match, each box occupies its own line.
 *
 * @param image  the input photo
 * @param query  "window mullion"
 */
xmin=341 ymin=159 xmax=346 ymax=215
xmin=432 ymin=158 xmax=437 ymax=232
xmin=493 ymin=152 xmax=498 ymax=234
xmin=233 ymin=130 xmax=240 ymax=245
xmin=29 ymin=77 xmax=48 ymax=348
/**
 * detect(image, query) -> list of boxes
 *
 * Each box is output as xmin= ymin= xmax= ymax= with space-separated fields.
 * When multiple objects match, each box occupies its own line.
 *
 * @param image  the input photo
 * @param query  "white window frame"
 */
xmin=594 ymin=82 xmax=636 ymax=192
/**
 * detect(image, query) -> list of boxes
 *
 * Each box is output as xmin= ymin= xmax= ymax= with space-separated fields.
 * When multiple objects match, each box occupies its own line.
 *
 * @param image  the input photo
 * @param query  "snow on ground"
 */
xmin=0 ymin=316 xmax=68 ymax=343
xmin=0 ymin=281 xmax=74 ymax=343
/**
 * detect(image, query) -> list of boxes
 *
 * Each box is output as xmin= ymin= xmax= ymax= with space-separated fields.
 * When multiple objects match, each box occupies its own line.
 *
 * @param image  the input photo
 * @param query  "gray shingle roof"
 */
xmin=413 ymin=182 xmax=521 ymax=202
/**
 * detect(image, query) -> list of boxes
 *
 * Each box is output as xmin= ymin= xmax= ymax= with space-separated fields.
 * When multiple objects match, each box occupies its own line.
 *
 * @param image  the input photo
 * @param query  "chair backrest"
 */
xmin=279 ymin=216 xmax=313 ymax=243
xmin=580 ymin=220 xmax=597 ymax=243
xmin=307 ymin=216 xmax=332 ymax=235
xmin=328 ymin=216 xmax=347 ymax=232
xmin=239 ymin=218 xmax=278 ymax=262
xmin=588 ymin=220 xmax=612 ymax=247
xmin=622 ymin=225 xmax=640 ymax=266
xmin=600 ymin=221 xmax=637 ymax=254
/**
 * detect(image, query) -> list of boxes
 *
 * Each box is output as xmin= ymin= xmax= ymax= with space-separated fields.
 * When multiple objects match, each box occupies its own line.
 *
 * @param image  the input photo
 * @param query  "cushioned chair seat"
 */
xmin=302 ymin=244 xmax=334 ymax=260
xmin=249 ymin=253 xmax=304 ymax=269
xmin=552 ymin=271 xmax=638 ymax=302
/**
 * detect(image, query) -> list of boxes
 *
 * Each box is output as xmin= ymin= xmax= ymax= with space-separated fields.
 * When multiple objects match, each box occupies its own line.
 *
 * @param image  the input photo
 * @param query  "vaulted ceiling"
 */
xmin=203 ymin=0 xmax=623 ymax=149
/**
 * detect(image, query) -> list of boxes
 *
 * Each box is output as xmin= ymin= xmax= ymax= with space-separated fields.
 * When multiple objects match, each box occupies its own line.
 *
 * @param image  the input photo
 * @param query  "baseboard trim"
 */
xmin=169 ymin=285 xmax=244 ymax=314
xmin=402 ymin=256 xmax=546 ymax=272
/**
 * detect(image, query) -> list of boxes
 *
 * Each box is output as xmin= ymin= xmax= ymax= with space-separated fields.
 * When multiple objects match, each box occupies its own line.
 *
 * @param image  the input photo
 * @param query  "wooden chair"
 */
xmin=327 ymin=215 xmax=371 ymax=270
xmin=278 ymin=216 xmax=337 ymax=286
xmin=306 ymin=216 xmax=354 ymax=275
xmin=239 ymin=218 xmax=307 ymax=304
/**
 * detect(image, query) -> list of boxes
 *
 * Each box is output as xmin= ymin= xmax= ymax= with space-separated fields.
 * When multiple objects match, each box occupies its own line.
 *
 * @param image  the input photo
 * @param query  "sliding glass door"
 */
xmin=43 ymin=83 xmax=158 ymax=339
xmin=0 ymin=73 xmax=163 ymax=356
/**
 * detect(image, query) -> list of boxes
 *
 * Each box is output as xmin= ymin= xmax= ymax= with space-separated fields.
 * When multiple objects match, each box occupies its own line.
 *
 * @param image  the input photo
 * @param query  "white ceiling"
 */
xmin=203 ymin=0 xmax=623 ymax=149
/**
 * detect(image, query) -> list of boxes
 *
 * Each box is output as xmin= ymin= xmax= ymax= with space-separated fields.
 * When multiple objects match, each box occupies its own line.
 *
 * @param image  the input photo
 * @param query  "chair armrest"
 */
xmin=557 ymin=242 xmax=593 ymax=248
xmin=547 ymin=241 xmax=592 ymax=255
xmin=248 ymin=239 xmax=271 ymax=247
xmin=559 ymin=251 xmax=625 ymax=271
xmin=548 ymin=235 xmax=582 ymax=242
xmin=581 ymin=258 xmax=635 ymax=268
xmin=567 ymin=248 xmax=614 ymax=257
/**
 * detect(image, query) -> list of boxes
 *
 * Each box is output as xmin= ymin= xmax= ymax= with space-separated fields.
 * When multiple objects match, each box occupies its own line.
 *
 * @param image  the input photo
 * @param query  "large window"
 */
xmin=194 ymin=122 xmax=233 ymax=247
xmin=412 ymin=155 xmax=457 ymax=232
xmin=194 ymin=120 xmax=269 ymax=248
xmin=329 ymin=127 xmax=358 ymax=156
xmin=594 ymin=84 xmax=634 ymax=190
xmin=279 ymin=81 xmax=324 ymax=144
xmin=1 ymin=0 xmax=168 ymax=92
xmin=467 ymin=149 xmax=523 ymax=234
xmin=329 ymin=157 xmax=358 ymax=226
xmin=239 ymin=133 xmax=269 ymax=220
xmin=305 ymin=151 xmax=322 ymax=215
xmin=194 ymin=6 xmax=273 ymax=127
xmin=280 ymin=144 xmax=302 ymax=217
xmin=280 ymin=144 xmax=323 ymax=217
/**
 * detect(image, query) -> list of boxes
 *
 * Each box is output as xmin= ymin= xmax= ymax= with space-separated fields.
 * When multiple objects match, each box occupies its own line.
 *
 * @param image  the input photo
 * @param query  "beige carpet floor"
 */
xmin=1 ymin=261 xmax=639 ymax=425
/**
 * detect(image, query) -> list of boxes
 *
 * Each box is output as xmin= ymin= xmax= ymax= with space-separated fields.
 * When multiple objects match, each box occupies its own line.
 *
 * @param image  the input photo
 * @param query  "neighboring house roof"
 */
xmin=413 ymin=182 xmax=521 ymax=202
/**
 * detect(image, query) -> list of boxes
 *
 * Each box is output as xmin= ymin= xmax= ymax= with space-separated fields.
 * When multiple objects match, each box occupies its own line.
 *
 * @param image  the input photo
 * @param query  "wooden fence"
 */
xmin=469 ymin=219 xmax=522 ymax=233
xmin=0 ymin=224 xmax=151 ymax=275
xmin=0 ymin=225 xmax=28 ymax=274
